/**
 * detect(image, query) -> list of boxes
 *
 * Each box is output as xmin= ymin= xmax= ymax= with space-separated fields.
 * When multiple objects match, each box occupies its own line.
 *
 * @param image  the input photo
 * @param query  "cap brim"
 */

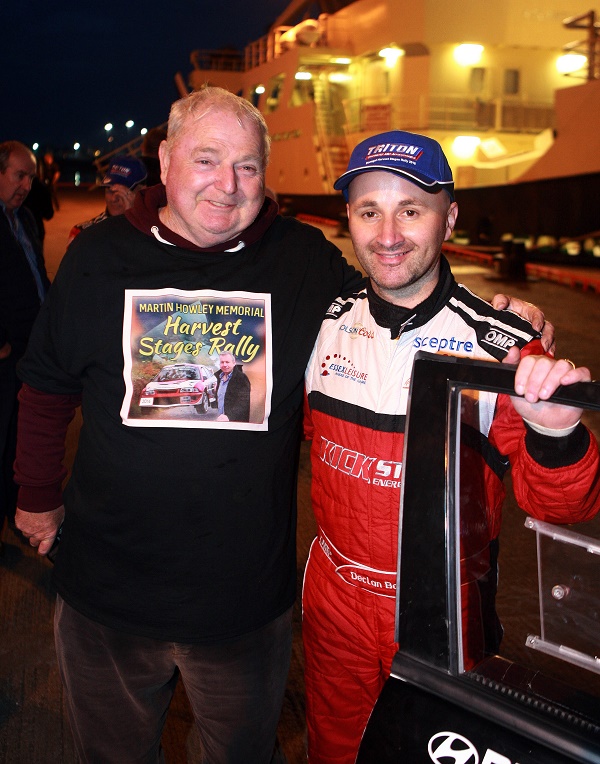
xmin=334 ymin=165 xmax=452 ymax=194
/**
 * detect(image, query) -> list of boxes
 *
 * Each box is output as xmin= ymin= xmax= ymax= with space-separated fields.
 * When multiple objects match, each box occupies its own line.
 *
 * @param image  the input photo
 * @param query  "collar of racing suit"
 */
xmin=124 ymin=183 xmax=279 ymax=253
xmin=367 ymin=254 xmax=456 ymax=339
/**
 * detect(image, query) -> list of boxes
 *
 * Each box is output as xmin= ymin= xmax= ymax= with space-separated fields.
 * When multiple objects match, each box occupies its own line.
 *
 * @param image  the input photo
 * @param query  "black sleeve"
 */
xmin=524 ymin=421 xmax=590 ymax=468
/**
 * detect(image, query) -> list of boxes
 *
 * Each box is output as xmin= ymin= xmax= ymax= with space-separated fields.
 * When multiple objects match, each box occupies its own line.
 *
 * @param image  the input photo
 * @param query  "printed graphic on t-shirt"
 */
xmin=121 ymin=288 xmax=272 ymax=430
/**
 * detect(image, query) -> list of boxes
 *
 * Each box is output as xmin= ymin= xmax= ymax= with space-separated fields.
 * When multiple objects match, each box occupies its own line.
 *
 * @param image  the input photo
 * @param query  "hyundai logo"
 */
xmin=428 ymin=731 xmax=479 ymax=764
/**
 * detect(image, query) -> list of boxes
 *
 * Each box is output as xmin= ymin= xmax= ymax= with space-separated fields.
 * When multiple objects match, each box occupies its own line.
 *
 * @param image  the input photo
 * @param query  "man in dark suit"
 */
xmin=215 ymin=351 xmax=251 ymax=422
xmin=0 ymin=141 xmax=50 ymax=543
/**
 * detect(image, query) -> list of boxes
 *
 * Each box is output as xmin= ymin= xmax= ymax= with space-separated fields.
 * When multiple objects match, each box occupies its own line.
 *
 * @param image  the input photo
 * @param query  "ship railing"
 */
xmin=190 ymin=49 xmax=244 ymax=72
xmin=243 ymin=15 xmax=331 ymax=69
xmin=93 ymin=123 xmax=168 ymax=178
xmin=245 ymin=35 xmax=271 ymax=70
xmin=342 ymin=94 xmax=555 ymax=135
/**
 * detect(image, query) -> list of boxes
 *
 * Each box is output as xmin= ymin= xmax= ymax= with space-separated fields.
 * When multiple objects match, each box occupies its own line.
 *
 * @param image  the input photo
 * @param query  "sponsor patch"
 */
xmin=320 ymin=353 xmax=368 ymax=382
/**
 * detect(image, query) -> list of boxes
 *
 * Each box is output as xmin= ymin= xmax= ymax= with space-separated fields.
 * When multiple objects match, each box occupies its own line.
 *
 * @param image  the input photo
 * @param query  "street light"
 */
xmin=125 ymin=120 xmax=134 ymax=129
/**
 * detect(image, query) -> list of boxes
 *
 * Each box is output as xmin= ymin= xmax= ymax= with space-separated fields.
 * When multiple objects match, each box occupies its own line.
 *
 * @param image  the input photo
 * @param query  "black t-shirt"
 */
xmin=19 ymin=209 xmax=364 ymax=642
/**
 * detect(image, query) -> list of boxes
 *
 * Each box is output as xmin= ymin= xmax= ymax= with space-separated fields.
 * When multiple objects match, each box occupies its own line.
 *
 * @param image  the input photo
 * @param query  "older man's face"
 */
xmin=219 ymin=354 xmax=235 ymax=375
xmin=0 ymin=148 xmax=36 ymax=212
xmin=159 ymin=108 xmax=265 ymax=248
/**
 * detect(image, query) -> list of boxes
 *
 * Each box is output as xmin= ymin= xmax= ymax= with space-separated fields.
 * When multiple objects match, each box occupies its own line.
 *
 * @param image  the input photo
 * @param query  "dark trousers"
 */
xmin=54 ymin=596 xmax=293 ymax=763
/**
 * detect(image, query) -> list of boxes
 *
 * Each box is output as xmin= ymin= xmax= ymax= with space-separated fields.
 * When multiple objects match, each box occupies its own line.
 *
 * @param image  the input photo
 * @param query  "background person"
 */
xmin=141 ymin=126 xmax=168 ymax=187
xmin=215 ymin=351 xmax=251 ymax=422
xmin=67 ymin=154 xmax=147 ymax=245
xmin=302 ymin=130 xmax=600 ymax=764
xmin=41 ymin=151 xmax=60 ymax=210
xmin=23 ymin=159 xmax=54 ymax=244
xmin=0 ymin=141 xmax=49 ymax=547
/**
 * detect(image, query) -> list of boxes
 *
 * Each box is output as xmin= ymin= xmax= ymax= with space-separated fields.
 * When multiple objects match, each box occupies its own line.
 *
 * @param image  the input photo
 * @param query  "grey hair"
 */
xmin=0 ymin=141 xmax=35 ymax=173
xmin=166 ymin=86 xmax=270 ymax=167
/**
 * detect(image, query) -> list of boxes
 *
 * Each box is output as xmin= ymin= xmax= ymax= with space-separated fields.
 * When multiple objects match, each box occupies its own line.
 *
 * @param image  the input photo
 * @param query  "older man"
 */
xmin=302 ymin=131 xmax=600 ymax=763
xmin=13 ymin=87 xmax=364 ymax=763
xmin=215 ymin=351 xmax=251 ymax=422
xmin=14 ymin=90 xmax=550 ymax=761
xmin=0 ymin=141 xmax=49 ymax=541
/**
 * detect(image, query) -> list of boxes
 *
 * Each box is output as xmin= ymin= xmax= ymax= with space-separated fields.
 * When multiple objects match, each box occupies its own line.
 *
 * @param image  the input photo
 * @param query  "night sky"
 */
xmin=2 ymin=0 xmax=291 ymax=153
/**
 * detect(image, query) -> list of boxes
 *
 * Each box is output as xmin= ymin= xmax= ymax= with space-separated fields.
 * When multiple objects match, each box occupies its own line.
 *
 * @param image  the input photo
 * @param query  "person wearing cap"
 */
xmin=66 ymin=154 xmax=147 ymax=245
xmin=302 ymin=130 xmax=600 ymax=763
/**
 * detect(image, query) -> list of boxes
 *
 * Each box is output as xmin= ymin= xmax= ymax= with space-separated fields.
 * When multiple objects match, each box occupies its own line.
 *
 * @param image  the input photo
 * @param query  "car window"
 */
xmin=454 ymin=387 xmax=600 ymax=696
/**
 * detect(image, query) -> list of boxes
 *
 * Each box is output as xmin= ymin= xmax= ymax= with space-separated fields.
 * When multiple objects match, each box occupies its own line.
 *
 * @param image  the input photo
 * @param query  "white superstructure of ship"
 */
xmin=178 ymin=0 xmax=600 ymax=212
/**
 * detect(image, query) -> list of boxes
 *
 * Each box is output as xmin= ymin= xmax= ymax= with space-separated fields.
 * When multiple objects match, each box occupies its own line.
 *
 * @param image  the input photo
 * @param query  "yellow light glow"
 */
xmin=255 ymin=85 xmax=266 ymax=94
xmin=454 ymin=44 xmax=484 ymax=66
xmin=378 ymin=47 xmax=405 ymax=67
xmin=479 ymin=137 xmax=506 ymax=159
xmin=295 ymin=72 xmax=312 ymax=80
xmin=556 ymin=53 xmax=587 ymax=74
xmin=452 ymin=135 xmax=481 ymax=159
xmin=331 ymin=57 xmax=351 ymax=65
xmin=328 ymin=72 xmax=352 ymax=83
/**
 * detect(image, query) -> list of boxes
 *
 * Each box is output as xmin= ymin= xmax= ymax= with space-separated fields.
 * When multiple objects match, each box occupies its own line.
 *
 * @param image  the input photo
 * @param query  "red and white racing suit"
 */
xmin=303 ymin=269 xmax=600 ymax=764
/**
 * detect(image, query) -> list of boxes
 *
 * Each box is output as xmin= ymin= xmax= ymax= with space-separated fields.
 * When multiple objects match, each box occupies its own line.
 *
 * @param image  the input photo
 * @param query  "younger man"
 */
xmin=303 ymin=130 xmax=600 ymax=763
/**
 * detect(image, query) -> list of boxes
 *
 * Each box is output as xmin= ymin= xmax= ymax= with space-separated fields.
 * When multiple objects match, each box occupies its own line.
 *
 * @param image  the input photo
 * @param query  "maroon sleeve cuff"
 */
xmin=17 ymin=484 xmax=65 ymax=513
xmin=15 ymin=383 xmax=82 ymax=513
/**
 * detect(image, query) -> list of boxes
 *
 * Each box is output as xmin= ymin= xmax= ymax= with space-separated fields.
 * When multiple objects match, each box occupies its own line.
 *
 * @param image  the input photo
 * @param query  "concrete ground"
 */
xmin=1 ymin=187 xmax=599 ymax=763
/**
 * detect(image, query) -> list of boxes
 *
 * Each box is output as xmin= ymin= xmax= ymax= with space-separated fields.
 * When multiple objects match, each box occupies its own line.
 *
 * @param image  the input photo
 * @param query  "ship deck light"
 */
xmin=556 ymin=53 xmax=587 ymax=73
xmin=378 ymin=46 xmax=405 ymax=67
xmin=454 ymin=43 xmax=484 ymax=66
xmin=452 ymin=135 xmax=481 ymax=159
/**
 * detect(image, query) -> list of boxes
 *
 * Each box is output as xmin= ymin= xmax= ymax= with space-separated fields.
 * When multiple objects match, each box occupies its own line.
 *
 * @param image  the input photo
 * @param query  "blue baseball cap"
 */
xmin=334 ymin=130 xmax=454 ymax=201
xmin=102 ymin=155 xmax=148 ymax=190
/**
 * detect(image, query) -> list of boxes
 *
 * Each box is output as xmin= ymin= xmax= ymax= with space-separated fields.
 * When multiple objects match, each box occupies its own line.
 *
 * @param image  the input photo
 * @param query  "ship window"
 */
xmin=504 ymin=68 xmax=520 ymax=95
xmin=249 ymin=84 xmax=265 ymax=108
xmin=289 ymin=77 xmax=314 ymax=108
xmin=266 ymin=74 xmax=285 ymax=113
xmin=469 ymin=67 xmax=486 ymax=94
